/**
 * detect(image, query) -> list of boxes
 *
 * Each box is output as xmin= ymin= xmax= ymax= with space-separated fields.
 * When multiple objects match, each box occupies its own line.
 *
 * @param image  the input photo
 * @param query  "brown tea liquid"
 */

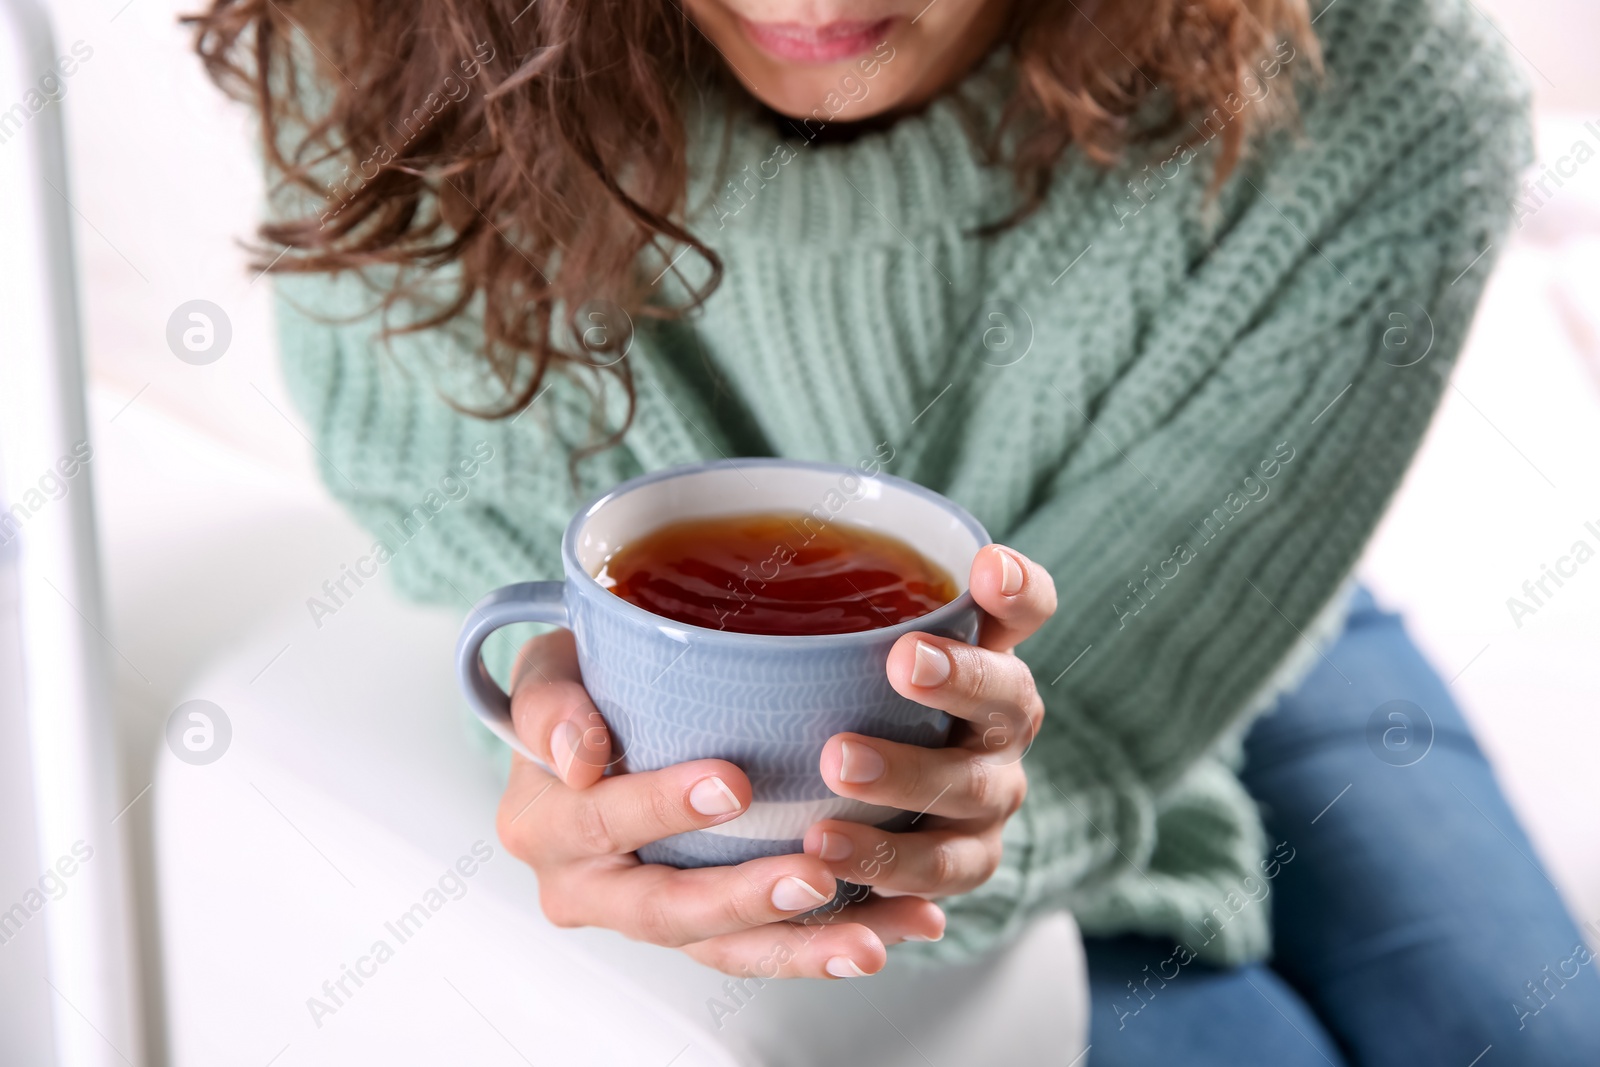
xmin=595 ymin=512 xmax=958 ymax=635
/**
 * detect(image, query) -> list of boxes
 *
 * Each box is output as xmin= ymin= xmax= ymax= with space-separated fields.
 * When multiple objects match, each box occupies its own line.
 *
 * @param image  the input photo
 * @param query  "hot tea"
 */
xmin=595 ymin=511 xmax=957 ymax=635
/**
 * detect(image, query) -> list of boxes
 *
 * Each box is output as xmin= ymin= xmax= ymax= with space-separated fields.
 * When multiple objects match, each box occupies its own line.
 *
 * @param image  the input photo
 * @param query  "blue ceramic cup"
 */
xmin=455 ymin=458 xmax=989 ymax=868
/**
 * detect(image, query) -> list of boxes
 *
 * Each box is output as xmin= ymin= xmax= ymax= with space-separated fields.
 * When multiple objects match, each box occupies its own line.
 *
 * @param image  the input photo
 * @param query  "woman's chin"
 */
xmin=732 ymin=67 xmax=919 ymax=125
xmin=755 ymin=91 xmax=900 ymax=124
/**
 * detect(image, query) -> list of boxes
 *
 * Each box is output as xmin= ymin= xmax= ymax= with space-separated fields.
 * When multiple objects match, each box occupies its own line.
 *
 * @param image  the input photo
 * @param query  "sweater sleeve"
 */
xmin=255 ymin=47 xmax=667 ymax=695
xmin=269 ymin=265 xmax=652 ymax=694
xmin=902 ymin=0 xmax=1531 ymax=966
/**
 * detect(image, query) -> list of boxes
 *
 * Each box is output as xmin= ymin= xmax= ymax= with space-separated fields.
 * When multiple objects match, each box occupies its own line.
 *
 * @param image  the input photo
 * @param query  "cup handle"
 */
xmin=454 ymin=580 xmax=568 ymax=762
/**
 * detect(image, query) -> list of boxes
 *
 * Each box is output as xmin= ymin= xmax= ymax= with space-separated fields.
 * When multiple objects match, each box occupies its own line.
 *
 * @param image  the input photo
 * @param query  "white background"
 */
xmin=17 ymin=0 xmax=1600 ymax=1060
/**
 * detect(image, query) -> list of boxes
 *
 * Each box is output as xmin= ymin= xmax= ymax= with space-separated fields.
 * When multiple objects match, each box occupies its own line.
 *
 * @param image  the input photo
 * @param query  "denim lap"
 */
xmin=1084 ymin=935 xmax=1349 ymax=1066
xmin=1084 ymin=588 xmax=1600 ymax=1065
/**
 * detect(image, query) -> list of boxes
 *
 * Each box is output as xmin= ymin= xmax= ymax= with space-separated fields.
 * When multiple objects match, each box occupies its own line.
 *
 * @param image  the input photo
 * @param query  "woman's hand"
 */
xmin=803 ymin=544 xmax=1054 ymax=900
xmin=494 ymin=543 xmax=1054 ymax=979
xmin=494 ymin=629 xmax=946 ymax=980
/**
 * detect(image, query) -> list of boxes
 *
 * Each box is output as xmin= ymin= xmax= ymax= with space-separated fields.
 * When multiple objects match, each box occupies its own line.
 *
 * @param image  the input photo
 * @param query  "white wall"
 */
xmin=47 ymin=0 xmax=305 ymax=476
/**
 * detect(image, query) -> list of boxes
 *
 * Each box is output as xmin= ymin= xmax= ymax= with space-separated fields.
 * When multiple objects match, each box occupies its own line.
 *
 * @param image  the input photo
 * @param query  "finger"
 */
xmin=508 ymin=629 xmax=614 ymax=789
xmin=683 ymin=895 xmax=945 ymax=978
xmin=684 ymin=918 xmax=889 ymax=980
xmin=786 ymin=890 xmax=946 ymax=945
xmin=968 ymin=545 xmax=1057 ymax=652
xmin=541 ymin=854 xmax=843 ymax=947
xmin=818 ymin=731 xmax=1027 ymax=820
xmin=496 ymin=751 xmax=564 ymax=855
xmin=537 ymin=757 xmax=756 ymax=861
xmin=884 ymin=633 xmax=1044 ymax=739
xmin=803 ymin=819 xmax=1004 ymax=898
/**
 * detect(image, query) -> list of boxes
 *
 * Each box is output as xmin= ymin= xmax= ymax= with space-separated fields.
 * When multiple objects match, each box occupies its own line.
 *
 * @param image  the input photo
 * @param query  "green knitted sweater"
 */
xmin=271 ymin=0 xmax=1528 ymax=966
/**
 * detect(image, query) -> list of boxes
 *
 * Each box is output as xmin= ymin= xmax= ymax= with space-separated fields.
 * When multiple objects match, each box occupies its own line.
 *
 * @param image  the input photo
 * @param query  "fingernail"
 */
xmin=904 ymin=930 xmax=945 ymax=942
xmin=910 ymin=640 xmax=951 ymax=688
xmin=818 ymin=831 xmax=854 ymax=863
xmin=771 ymin=876 xmax=829 ymax=912
xmin=839 ymin=740 xmax=886 ymax=784
xmin=996 ymin=547 xmax=1025 ymax=597
xmin=689 ymin=776 xmax=743 ymax=817
xmin=825 ymin=956 xmax=867 ymax=978
xmin=550 ymin=720 xmax=581 ymax=782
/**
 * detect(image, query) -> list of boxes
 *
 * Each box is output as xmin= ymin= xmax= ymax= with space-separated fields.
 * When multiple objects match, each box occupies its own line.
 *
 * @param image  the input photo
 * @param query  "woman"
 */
xmin=192 ymin=0 xmax=1600 ymax=1061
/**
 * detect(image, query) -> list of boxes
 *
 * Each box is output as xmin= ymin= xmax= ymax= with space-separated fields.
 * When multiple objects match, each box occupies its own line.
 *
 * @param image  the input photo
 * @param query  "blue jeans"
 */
xmin=1084 ymin=587 xmax=1600 ymax=1065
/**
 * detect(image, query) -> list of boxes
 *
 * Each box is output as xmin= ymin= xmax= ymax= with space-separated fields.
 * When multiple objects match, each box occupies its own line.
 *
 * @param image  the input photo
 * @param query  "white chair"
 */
xmin=153 ymin=570 xmax=1089 ymax=1065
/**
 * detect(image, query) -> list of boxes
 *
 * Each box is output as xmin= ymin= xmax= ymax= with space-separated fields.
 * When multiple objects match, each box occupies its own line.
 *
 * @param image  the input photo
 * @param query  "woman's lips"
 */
xmin=738 ymin=17 xmax=895 ymax=63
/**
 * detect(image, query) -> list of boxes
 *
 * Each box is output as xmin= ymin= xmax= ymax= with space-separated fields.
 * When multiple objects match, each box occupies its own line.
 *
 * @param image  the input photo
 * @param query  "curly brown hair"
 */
xmin=187 ymin=0 xmax=1316 ymax=439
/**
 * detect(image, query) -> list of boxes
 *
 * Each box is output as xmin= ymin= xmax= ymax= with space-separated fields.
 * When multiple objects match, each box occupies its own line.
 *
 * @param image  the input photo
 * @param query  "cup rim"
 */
xmin=561 ymin=457 xmax=991 ymax=646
